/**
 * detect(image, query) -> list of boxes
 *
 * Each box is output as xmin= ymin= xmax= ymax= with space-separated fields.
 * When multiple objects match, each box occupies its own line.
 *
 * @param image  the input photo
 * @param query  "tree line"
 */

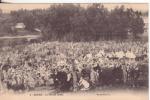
xmin=1 ymin=4 xmax=145 ymax=41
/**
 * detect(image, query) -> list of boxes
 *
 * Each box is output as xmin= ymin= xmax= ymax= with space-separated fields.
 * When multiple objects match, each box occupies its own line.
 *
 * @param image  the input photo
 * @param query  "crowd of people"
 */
xmin=0 ymin=40 xmax=148 ymax=92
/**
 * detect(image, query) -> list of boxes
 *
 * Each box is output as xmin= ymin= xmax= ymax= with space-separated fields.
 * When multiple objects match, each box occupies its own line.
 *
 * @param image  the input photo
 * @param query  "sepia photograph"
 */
xmin=0 ymin=3 xmax=148 ymax=99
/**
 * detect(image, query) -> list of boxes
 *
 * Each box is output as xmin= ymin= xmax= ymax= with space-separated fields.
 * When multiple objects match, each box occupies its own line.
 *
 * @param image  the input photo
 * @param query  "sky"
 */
xmin=0 ymin=3 xmax=148 ymax=13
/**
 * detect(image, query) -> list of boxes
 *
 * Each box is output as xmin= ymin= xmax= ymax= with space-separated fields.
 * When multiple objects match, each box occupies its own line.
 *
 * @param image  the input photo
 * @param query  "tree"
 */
xmin=9 ymin=4 xmax=145 ymax=41
xmin=130 ymin=11 xmax=144 ymax=37
xmin=86 ymin=4 xmax=109 ymax=40
xmin=70 ymin=59 xmax=78 ymax=91
xmin=108 ymin=6 xmax=129 ymax=39
xmin=70 ymin=6 xmax=89 ymax=41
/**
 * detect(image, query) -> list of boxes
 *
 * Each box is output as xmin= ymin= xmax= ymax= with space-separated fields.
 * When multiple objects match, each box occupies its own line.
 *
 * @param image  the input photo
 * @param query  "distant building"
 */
xmin=15 ymin=22 xmax=26 ymax=31
xmin=9 ymin=23 xmax=43 ymax=43
xmin=11 ymin=22 xmax=26 ymax=33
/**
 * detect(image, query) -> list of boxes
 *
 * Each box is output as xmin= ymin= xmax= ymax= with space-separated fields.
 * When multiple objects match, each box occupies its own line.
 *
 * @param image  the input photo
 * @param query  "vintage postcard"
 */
xmin=0 ymin=3 xmax=148 ymax=100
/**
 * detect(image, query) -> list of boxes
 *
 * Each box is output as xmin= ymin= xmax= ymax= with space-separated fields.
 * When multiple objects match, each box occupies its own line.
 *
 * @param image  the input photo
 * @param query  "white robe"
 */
xmin=79 ymin=78 xmax=90 ymax=90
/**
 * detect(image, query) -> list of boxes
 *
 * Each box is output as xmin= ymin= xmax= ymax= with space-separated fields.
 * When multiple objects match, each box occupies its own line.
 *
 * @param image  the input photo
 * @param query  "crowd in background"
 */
xmin=0 ymin=41 xmax=148 ymax=92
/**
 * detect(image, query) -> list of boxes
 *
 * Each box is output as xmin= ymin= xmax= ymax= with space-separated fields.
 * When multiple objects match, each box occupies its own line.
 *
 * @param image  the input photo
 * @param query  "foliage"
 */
xmin=0 ymin=4 xmax=145 ymax=41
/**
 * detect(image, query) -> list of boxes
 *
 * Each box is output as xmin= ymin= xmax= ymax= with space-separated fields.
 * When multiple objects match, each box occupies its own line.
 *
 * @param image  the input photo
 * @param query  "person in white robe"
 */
xmin=78 ymin=77 xmax=90 ymax=91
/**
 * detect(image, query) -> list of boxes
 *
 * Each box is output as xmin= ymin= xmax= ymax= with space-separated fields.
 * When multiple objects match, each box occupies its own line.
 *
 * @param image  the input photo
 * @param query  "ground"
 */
xmin=0 ymin=85 xmax=148 ymax=97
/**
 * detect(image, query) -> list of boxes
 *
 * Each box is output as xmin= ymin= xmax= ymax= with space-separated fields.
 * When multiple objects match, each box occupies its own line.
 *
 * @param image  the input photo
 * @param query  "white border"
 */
xmin=1 ymin=0 xmax=150 ymax=3
xmin=0 ymin=1 xmax=149 ymax=100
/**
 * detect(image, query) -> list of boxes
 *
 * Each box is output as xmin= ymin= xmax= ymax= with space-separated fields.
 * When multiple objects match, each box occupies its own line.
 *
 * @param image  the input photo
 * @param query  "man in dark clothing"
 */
xmin=94 ymin=64 xmax=102 ymax=86
xmin=56 ymin=68 xmax=68 ymax=91
xmin=129 ymin=66 xmax=140 ymax=87
xmin=112 ymin=65 xmax=123 ymax=85
xmin=81 ymin=64 xmax=91 ymax=81
xmin=51 ymin=69 xmax=59 ymax=89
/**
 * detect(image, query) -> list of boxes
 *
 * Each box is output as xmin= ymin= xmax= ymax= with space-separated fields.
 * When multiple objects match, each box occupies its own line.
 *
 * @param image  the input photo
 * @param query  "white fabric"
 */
xmin=67 ymin=73 xmax=72 ymax=82
xmin=96 ymin=50 xmax=105 ymax=57
xmin=115 ymin=51 xmax=125 ymax=58
xmin=79 ymin=78 xmax=90 ymax=89
xmin=125 ymin=51 xmax=136 ymax=59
